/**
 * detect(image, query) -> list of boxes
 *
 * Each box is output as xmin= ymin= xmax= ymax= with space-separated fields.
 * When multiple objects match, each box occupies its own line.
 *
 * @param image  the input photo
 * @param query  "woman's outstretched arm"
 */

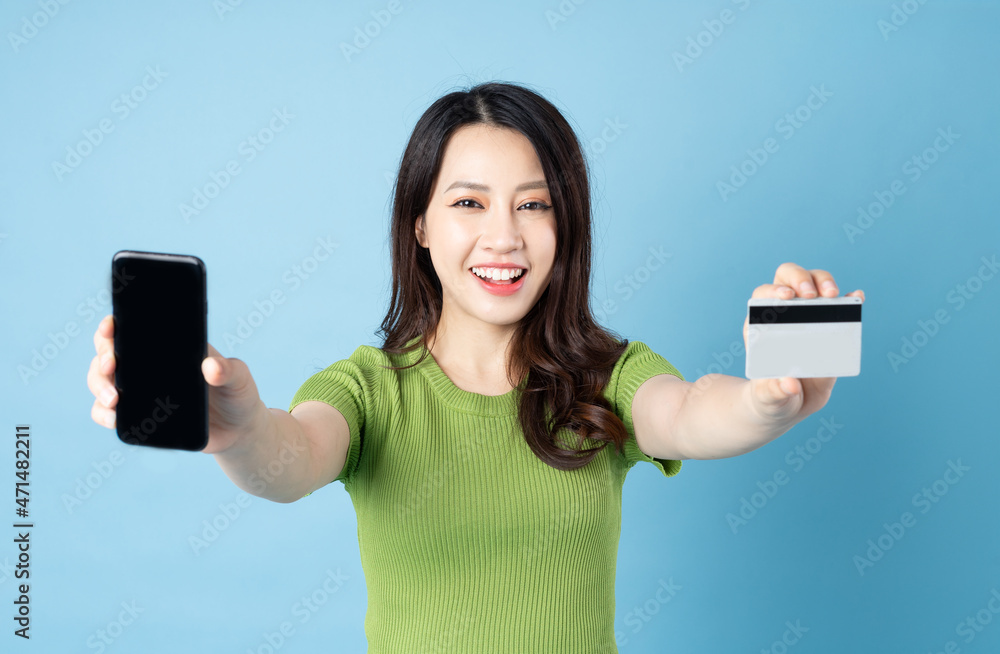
xmin=212 ymin=400 xmax=351 ymax=503
xmin=632 ymin=263 xmax=865 ymax=461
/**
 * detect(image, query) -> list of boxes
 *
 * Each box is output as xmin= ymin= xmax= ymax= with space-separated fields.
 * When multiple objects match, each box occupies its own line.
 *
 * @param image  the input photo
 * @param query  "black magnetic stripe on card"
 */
xmin=748 ymin=303 xmax=862 ymax=324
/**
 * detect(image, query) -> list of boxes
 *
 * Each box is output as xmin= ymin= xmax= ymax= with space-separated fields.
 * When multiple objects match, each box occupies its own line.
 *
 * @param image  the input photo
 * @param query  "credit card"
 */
xmin=745 ymin=296 xmax=862 ymax=379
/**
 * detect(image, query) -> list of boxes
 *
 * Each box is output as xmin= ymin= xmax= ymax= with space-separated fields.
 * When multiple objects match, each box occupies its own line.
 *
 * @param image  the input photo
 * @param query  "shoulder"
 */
xmin=613 ymin=339 xmax=658 ymax=362
xmin=609 ymin=340 xmax=682 ymax=377
xmin=289 ymin=342 xmax=413 ymax=417
xmin=293 ymin=342 xmax=408 ymax=395
xmin=604 ymin=339 xmax=686 ymax=478
xmin=604 ymin=339 xmax=684 ymax=407
xmin=345 ymin=343 xmax=403 ymax=367
xmin=313 ymin=341 xmax=415 ymax=373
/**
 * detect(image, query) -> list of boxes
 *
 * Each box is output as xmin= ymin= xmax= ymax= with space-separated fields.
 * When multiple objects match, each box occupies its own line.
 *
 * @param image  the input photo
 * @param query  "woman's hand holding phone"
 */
xmin=87 ymin=314 xmax=267 ymax=455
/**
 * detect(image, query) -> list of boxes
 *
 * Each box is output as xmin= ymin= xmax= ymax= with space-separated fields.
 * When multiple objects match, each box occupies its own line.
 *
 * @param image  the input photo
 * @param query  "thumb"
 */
xmin=777 ymin=376 xmax=801 ymax=397
xmin=750 ymin=376 xmax=802 ymax=420
xmin=202 ymin=343 xmax=230 ymax=387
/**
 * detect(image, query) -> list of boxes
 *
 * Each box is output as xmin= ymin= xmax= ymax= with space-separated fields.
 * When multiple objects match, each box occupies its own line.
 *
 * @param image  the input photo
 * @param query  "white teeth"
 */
xmin=472 ymin=267 xmax=524 ymax=280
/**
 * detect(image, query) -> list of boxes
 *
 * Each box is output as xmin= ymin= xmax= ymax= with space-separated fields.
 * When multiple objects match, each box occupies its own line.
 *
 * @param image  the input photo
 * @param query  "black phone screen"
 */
xmin=111 ymin=250 xmax=208 ymax=451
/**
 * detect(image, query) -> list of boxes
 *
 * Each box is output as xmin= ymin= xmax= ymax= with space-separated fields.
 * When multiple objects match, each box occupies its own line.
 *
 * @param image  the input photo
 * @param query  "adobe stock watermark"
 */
xmin=340 ymin=0 xmax=403 ymax=63
xmin=843 ymin=127 xmax=960 ymax=243
xmin=887 ymin=254 xmax=997 ymax=373
xmin=877 ymin=0 xmax=929 ymax=41
xmin=927 ymin=587 xmax=1000 ymax=653
xmin=545 ymin=0 xmax=588 ymax=31
xmin=62 ymin=448 xmax=127 ymax=514
xmin=188 ymin=438 xmax=306 ymax=555
xmin=684 ymin=300 xmax=793 ymax=402
xmin=725 ymin=415 xmax=844 ymax=534
xmin=214 ymin=0 xmax=246 ymax=21
xmin=687 ymin=335 xmax=758 ymax=391
xmin=593 ymin=246 xmax=671 ymax=324
xmin=759 ymin=620 xmax=809 ymax=654
xmin=180 ymin=107 xmax=293 ymax=223
xmin=17 ymin=268 xmax=134 ymax=385
xmin=244 ymin=568 xmax=349 ymax=654
xmin=51 ymin=66 xmax=168 ymax=182
xmin=118 ymin=396 xmax=180 ymax=446
xmin=7 ymin=0 xmax=73 ymax=54
xmin=384 ymin=115 xmax=624 ymax=186
xmin=672 ymin=0 xmax=753 ymax=73
xmin=223 ymin=236 xmax=339 ymax=348
xmin=852 ymin=458 xmax=970 ymax=576
xmin=716 ymin=84 xmax=834 ymax=202
xmin=85 ymin=600 xmax=144 ymax=654
xmin=583 ymin=116 xmax=628 ymax=160
xmin=614 ymin=578 xmax=682 ymax=648
xmin=65 ymin=394 xmax=180 ymax=514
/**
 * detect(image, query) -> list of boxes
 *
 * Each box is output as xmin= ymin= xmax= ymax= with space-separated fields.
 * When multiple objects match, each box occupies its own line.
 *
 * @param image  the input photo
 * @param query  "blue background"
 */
xmin=2 ymin=0 xmax=998 ymax=652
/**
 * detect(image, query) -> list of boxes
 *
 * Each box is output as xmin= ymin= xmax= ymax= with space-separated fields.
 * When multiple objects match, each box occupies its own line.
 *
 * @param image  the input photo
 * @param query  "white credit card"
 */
xmin=745 ymin=296 xmax=862 ymax=379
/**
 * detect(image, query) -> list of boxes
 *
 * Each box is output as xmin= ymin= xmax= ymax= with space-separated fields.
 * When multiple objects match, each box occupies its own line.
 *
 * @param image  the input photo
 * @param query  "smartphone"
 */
xmin=745 ymin=296 xmax=862 ymax=379
xmin=111 ymin=250 xmax=208 ymax=450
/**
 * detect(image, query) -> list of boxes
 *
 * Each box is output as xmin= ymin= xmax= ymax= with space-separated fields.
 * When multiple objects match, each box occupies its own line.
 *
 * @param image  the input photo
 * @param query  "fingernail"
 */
xmin=821 ymin=280 xmax=837 ymax=293
xmin=799 ymin=281 xmax=816 ymax=295
xmin=103 ymin=412 xmax=115 ymax=429
xmin=100 ymin=386 xmax=117 ymax=407
xmin=101 ymin=352 xmax=112 ymax=369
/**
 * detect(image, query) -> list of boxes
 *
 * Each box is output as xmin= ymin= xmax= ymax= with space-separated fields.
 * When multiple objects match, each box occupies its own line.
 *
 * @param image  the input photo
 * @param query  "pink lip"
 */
xmin=470 ymin=268 xmax=527 ymax=296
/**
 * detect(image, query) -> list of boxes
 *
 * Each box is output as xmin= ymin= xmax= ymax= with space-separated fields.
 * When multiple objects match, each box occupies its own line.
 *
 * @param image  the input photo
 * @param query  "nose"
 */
xmin=480 ymin=205 xmax=522 ymax=252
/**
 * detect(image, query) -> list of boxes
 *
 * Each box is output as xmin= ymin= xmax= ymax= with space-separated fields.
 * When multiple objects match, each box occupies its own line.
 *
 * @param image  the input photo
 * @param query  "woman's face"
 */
xmin=415 ymin=123 xmax=557 ymax=332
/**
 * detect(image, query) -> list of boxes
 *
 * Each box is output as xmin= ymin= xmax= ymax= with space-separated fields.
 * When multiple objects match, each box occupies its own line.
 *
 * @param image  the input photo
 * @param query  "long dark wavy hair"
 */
xmin=377 ymin=81 xmax=630 ymax=471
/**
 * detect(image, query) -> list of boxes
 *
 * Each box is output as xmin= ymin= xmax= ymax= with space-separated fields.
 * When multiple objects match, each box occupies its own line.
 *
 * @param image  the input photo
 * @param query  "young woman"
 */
xmin=88 ymin=82 xmax=864 ymax=651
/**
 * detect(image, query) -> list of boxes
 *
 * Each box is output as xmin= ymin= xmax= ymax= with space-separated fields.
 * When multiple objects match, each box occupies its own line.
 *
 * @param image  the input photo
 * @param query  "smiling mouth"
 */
xmin=469 ymin=267 xmax=527 ymax=286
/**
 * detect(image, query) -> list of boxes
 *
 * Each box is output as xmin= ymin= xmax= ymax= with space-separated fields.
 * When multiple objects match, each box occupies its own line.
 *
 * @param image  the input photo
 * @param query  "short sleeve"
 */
xmin=605 ymin=340 xmax=685 ymax=479
xmin=288 ymin=346 xmax=372 ymax=491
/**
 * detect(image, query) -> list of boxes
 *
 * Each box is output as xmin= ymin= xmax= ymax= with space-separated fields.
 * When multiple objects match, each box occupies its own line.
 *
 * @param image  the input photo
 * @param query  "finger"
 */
xmin=755 ymin=376 xmax=802 ymax=405
xmin=806 ymin=269 xmax=839 ymax=297
xmin=778 ymin=376 xmax=802 ymax=396
xmin=202 ymin=343 xmax=225 ymax=385
xmin=202 ymin=353 xmax=224 ymax=386
xmin=91 ymin=399 xmax=116 ymax=429
xmin=773 ymin=262 xmax=820 ymax=298
xmin=86 ymin=355 xmax=103 ymax=397
xmin=88 ymin=355 xmax=119 ymax=408
xmin=93 ymin=314 xmax=114 ymax=345
xmin=846 ymin=289 xmax=866 ymax=302
xmin=202 ymin=345 xmax=249 ymax=392
xmin=748 ymin=378 xmax=797 ymax=422
xmin=93 ymin=315 xmax=116 ymax=375
xmin=751 ymin=283 xmax=796 ymax=299
xmin=86 ymin=354 xmax=117 ymax=406
xmin=100 ymin=348 xmax=115 ymax=376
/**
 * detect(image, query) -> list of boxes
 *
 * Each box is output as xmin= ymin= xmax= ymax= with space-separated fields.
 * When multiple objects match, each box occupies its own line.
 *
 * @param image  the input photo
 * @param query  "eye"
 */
xmin=519 ymin=201 xmax=552 ymax=211
xmin=451 ymin=198 xmax=483 ymax=209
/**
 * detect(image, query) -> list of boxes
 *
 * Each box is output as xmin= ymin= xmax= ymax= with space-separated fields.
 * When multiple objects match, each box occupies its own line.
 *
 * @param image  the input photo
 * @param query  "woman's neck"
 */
xmin=425 ymin=319 xmax=523 ymax=396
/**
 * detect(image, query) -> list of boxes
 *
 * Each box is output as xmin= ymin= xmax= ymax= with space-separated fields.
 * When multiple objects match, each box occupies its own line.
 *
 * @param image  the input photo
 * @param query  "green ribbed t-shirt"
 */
xmin=288 ymin=338 xmax=684 ymax=653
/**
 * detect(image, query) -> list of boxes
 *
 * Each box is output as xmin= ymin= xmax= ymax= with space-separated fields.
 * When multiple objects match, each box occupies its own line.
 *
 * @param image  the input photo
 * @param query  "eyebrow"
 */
xmin=444 ymin=180 xmax=549 ymax=193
